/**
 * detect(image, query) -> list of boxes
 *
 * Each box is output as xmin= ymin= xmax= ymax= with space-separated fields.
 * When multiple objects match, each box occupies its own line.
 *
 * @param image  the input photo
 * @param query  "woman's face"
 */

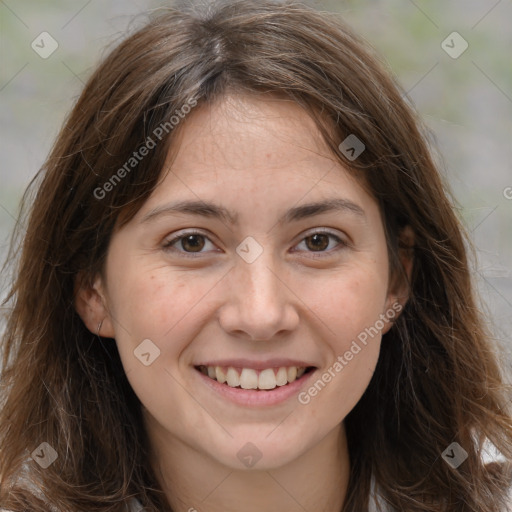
xmin=93 ymin=94 xmax=398 ymax=470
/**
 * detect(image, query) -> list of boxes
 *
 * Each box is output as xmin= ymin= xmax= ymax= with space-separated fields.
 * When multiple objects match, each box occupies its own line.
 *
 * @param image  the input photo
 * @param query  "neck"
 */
xmin=144 ymin=417 xmax=350 ymax=512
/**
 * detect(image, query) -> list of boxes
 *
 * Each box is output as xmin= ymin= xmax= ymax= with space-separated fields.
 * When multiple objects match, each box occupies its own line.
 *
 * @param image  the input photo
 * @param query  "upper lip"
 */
xmin=194 ymin=358 xmax=316 ymax=370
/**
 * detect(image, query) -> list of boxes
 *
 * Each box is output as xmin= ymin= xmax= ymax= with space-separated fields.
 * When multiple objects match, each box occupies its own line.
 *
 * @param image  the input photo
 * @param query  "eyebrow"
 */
xmin=140 ymin=198 xmax=366 ymax=225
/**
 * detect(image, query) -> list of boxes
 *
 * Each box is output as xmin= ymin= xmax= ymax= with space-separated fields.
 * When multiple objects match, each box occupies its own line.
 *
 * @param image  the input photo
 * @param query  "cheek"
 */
xmin=107 ymin=261 xmax=204 ymax=336
xmin=300 ymin=264 xmax=388 ymax=346
xmin=105 ymin=266 xmax=202 ymax=411
xmin=299 ymin=274 xmax=385 ymax=424
xmin=296 ymin=264 xmax=386 ymax=412
xmin=105 ymin=261 xmax=224 ymax=382
xmin=341 ymin=278 xmax=386 ymax=342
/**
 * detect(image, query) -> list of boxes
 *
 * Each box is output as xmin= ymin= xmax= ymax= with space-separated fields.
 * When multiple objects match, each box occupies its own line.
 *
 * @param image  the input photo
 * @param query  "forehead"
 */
xmin=165 ymin=94 xmax=357 ymax=182
xmin=136 ymin=93 xmax=379 ymax=225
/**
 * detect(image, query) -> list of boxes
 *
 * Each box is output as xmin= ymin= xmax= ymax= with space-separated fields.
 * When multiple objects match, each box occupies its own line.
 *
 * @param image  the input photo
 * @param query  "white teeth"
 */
xmin=226 ymin=367 xmax=240 ymax=387
xmin=275 ymin=367 xmax=288 ymax=386
xmin=287 ymin=366 xmax=297 ymax=382
xmin=215 ymin=366 xmax=227 ymax=384
xmin=240 ymin=368 xmax=258 ymax=389
xmin=201 ymin=365 xmax=309 ymax=390
xmin=258 ymin=368 xmax=277 ymax=390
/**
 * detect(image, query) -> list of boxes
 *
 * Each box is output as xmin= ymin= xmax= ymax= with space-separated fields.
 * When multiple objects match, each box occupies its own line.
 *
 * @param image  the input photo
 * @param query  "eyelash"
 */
xmin=162 ymin=229 xmax=348 ymax=259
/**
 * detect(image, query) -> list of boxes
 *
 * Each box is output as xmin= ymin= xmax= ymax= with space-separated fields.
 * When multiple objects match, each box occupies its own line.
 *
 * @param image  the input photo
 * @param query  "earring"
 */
xmin=96 ymin=319 xmax=104 ymax=337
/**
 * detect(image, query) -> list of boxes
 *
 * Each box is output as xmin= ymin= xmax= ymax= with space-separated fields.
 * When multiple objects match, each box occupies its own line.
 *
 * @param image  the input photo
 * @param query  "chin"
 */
xmin=204 ymin=430 xmax=314 ymax=470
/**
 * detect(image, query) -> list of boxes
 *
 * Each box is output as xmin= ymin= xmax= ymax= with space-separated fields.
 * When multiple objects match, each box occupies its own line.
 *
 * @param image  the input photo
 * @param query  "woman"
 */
xmin=1 ymin=1 xmax=511 ymax=510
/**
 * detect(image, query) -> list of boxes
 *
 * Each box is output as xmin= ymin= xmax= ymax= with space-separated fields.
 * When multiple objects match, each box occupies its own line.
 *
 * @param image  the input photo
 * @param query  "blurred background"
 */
xmin=1 ymin=0 xmax=511 ymax=366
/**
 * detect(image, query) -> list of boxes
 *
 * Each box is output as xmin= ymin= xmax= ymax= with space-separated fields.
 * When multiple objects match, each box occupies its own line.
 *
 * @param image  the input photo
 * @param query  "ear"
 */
xmin=382 ymin=225 xmax=414 ymax=334
xmin=74 ymin=272 xmax=116 ymax=338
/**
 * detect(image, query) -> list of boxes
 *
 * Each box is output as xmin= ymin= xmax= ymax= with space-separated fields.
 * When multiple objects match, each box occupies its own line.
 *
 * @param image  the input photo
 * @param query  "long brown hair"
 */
xmin=1 ymin=1 xmax=511 ymax=510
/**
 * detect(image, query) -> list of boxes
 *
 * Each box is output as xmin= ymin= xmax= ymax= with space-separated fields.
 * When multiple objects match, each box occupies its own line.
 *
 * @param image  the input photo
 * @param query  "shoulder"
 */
xmin=369 ymin=474 xmax=389 ymax=511
xmin=369 ymin=465 xmax=512 ymax=512
xmin=127 ymin=498 xmax=144 ymax=511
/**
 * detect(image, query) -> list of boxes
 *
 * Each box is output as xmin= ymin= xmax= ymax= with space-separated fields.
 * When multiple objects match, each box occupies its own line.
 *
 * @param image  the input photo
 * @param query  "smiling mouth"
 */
xmin=195 ymin=365 xmax=316 ymax=391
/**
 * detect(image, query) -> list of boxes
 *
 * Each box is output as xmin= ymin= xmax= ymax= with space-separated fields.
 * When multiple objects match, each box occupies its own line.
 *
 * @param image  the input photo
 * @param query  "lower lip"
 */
xmin=194 ymin=368 xmax=317 ymax=407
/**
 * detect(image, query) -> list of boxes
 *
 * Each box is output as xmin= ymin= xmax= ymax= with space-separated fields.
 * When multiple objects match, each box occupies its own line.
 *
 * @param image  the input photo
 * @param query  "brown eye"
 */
xmin=163 ymin=231 xmax=216 ymax=256
xmin=304 ymin=233 xmax=330 ymax=251
xmin=294 ymin=230 xmax=347 ymax=257
xmin=180 ymin=234 xmax=206 ymax=252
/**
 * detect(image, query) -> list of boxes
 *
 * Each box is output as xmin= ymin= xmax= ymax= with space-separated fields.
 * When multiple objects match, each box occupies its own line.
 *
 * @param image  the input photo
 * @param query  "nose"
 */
xmin=217 ymin=250 xmax=300 ymax=341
